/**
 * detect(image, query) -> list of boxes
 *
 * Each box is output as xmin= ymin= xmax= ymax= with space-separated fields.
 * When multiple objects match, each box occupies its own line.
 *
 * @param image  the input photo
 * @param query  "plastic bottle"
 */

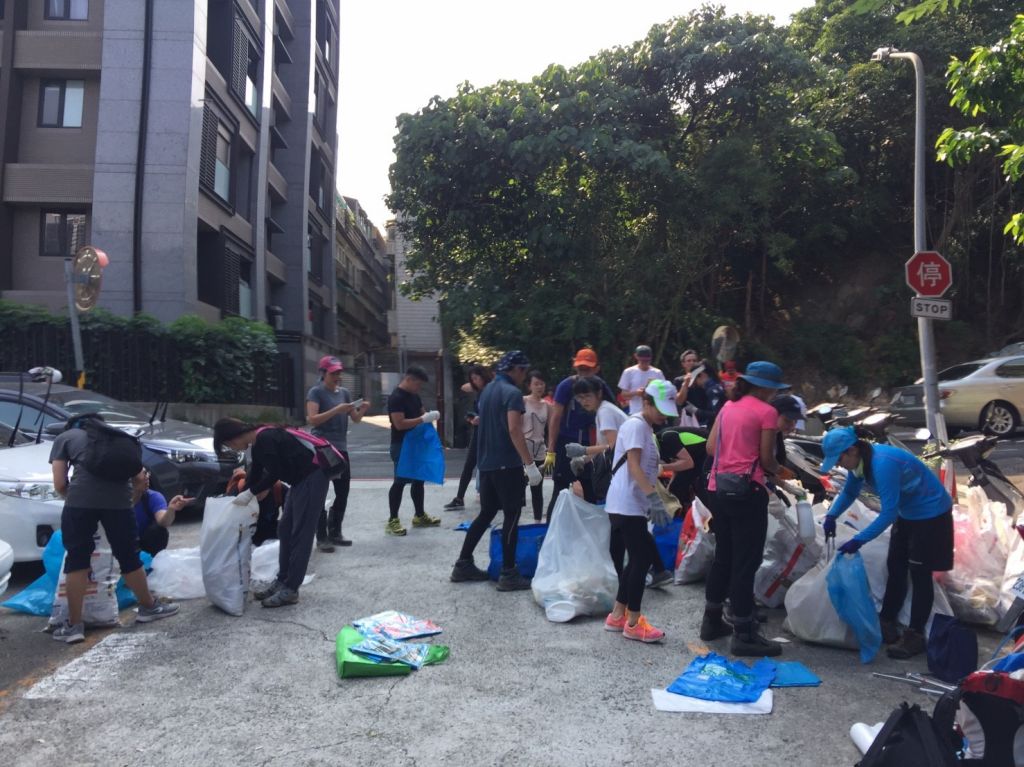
xmin=796 ymin=496 xmax=815 ymax=543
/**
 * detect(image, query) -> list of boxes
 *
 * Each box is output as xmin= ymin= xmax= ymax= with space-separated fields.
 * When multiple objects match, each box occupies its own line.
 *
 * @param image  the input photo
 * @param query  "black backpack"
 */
xmin=857 ymin=701 xmax=959 ymax=767
xmin=931 ymin=670 xmax=1024 ymax=766
xmin=79 ymin=419 xmax=144 ymax=481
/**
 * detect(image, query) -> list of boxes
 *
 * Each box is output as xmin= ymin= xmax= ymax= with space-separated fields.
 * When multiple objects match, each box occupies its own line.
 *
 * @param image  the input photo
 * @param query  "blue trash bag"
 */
xmin=487 ymin=523 xmax=547 ymax=580
xmin=652 ymin=517 xmax=683 ymax=571
xmin=826 ymin=552 xmax=882 ymax=664
xmin=927 ymin=613 xmax=978 ymax=683
xmin=667 ymin=652 xmax=777 ymax=703
xmin=1 ymin=531 xmax=153 ymax=615
xmin=396 ymin=423 xmax=445 ymax=485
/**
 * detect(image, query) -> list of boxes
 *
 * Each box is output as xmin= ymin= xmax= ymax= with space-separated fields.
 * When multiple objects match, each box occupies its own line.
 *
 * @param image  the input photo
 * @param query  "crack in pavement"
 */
xmin=250 ymin=617 xmax=332 ymax=643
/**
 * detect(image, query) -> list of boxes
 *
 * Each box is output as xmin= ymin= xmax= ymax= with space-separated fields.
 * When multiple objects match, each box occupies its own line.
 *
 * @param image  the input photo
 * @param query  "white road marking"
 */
xmin=24 ymin=632 xmax=156 ymax=700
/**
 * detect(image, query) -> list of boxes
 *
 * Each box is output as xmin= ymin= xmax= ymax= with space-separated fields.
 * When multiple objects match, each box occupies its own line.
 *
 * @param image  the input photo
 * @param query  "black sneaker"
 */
xmin=496 ymin=568 xmax=531 ymax=592
xmin=316 ymin=539 xmax=336 ymax=553
xmin=443 ymin=497 xmax=465 ymax=510
xmin=450 ymin=559 xmax=490 ymax=582
xmin=262 ymin=587 xmax=299 ymax=608
xmin=253 ymin=580 xmax=281 ymax=601
xmin=730 ymin=622 xmax=782 ymax=657
xmin=329 ymin=534 xmax=353 ymax=547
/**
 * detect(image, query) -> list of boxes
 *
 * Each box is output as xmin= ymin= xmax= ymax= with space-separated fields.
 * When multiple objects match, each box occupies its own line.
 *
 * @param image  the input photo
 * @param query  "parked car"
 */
xmin=0 ymin=441 xmax=63 ymax=562
xmin=0 ymin=382 xmax=243 ymax=501
xmin=889 ymin=355 xmax=1024 ymax=436
xmin=0 ymin=538 xmax=13 ymax=596
xmin=988 ymin=341 xmax=1024 ymax=358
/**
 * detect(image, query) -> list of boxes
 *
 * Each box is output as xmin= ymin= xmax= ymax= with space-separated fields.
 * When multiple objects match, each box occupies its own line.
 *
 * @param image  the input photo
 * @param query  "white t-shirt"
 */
xmin=604 ymin=415 xmax=659 ymax=517
xmin=594 ymin=401 xmax=627 ymax=446
xmin=617 ymin=365 xmax=665 ymax=414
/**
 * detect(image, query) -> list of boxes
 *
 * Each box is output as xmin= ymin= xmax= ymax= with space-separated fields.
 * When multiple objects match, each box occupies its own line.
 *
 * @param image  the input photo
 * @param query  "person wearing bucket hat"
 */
xmin=601 ymin=379 xmax=679 ymax=642
xmin=543 ymin=348 xmax=618 ymax=519
xmin=699 ymin=361 xmax=787 ymax=657
xmin=820 ymin=425 xmax=953 ymax=659
xmin=306 ymin=356 xmax=370 ymax=550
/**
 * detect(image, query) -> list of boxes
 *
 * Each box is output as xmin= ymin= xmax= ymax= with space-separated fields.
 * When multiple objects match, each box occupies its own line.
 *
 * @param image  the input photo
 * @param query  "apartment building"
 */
xmin=0 ymin=0 xmax=341 ymax=407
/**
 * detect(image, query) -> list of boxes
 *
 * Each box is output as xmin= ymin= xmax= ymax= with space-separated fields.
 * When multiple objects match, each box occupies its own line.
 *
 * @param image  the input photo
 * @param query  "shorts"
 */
xmin=889 ymin=508 xmax=954 ymax=572
xmin=62 ymin=506 xmax=143 ymax=574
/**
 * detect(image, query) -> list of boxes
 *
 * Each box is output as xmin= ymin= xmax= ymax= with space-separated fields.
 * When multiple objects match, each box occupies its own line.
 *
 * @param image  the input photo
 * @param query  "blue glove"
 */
xmin=838 ymin=538 xmax=863 ymax=555
xmin=822 ymin=515 xmax=837 ymax=539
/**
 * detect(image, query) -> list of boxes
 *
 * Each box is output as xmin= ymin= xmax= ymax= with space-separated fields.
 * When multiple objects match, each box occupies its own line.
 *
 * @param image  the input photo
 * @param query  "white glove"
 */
xmin=570 ymin=455 xmax=587 ymax=476
xmin=232 ymin=489 xmax=254 ymax=506
xmin=422 ymin=410 xmax=440 ymax=424
xmin=646 ymin=491 xmax=670 ymax=528
xmin=349 ymin=398 xmax=365 ymax=411
xmin=564 ymin=442 xmax=587 ymax=458
xmin=524 ymin=462 xmax=543 ymax=486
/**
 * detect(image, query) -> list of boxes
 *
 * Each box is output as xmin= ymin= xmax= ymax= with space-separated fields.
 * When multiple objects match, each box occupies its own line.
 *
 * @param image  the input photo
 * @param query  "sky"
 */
xmin=337 ymin=0 xmax=816 ymax=229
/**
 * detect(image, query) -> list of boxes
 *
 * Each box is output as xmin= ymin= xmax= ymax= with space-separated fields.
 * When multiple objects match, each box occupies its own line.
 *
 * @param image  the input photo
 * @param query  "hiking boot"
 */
xmin=723 ymin=605 xmax=768 ymax=626
xmin=316 ymin=539 xmax=336 ymax=553
xmin=411 ymin=513 xmax=441 ymax=528
xmin=730 ymin=619 xmax=782 ymax=657
xmin=52 ymin=621 xmax=85 ymax=644
xmin=137 ymin=599 xmax=180 ymax=623
xmin=623 ymin=615 xmax=666 ymax=643
xmin=443 ymin=497 xmax=465 ymax=510
xmin=329 ymin=533 xmax=353 ymax=547
xmin=253 ymin=580 xmax=281 ymax=601
xmin=385 ymin=518 xmax=407 ymax=536
xmin=496 ymin=567 xmax=531 ymax=591
xmin=887 ymin=629 xmax=926 ymax=660
xmin=262 ymin=587 xmax=299 ymax=608
xmin=879 ymin=617 xmax=901 ymax=645
xmin=450 ymin=558 xmax=490 ymax=583
xmin=699 ymin=606 xmax=732 ymax=641
xmin=646 ymin=570 xmax=673 ymax=589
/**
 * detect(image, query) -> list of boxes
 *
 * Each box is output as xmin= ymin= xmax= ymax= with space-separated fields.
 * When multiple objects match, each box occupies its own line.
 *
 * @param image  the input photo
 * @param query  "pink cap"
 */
xmin=318 ymin=355 xmax=343 ymax=373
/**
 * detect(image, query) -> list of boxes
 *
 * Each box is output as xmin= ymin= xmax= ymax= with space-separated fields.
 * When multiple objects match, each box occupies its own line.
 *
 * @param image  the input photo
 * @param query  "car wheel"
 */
xmin=980 ymin=401 xmax=1020 ymax=437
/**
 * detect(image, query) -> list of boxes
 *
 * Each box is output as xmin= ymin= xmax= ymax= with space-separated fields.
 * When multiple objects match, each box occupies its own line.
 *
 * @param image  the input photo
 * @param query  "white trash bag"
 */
xmin=783 ymin=555 xmax=857 ymax=649
xmin=147 ymin=547 xmax=204 ymax=600
xmin=49 ymin=531 xmax=120 ymax=628
xmin=251 ymin=540 xmax=281 ymax=583
xmin=200 ymin=494 xmax=258 ymax=616
xmin=674 ymin=496 xmax=716 ymax=584
xmin=755 ymin=504 xmax=822 ymax=609
xmin=532 ymin=490 xmax=617 ymax=622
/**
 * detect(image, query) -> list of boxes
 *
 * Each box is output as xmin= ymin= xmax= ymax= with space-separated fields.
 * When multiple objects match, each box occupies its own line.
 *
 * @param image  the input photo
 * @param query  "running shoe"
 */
xmin=646 ymin=570 xmax=673 ymax=589
xmin=411 ymin=513 xmax=441 ymax=528
xmin=604 ymin=613 xmax=628 ymax=632
xmin=137 ymin=599 xmax=180 ymax=623
xmin=443 ymin=497 xmax=465 ymax=510
xmin=52 ymin=621 xmax=85 ymax=644
xmin=385 ymin=518 xmax=407 ymax=536
xmin=623 ymin=615 xmax=665 ymax=643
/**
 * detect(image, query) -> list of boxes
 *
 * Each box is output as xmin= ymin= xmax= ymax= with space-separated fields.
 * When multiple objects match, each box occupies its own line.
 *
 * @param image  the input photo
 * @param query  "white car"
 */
xmin=0 ymin=538 xmax=13 ymax=596
xmin=0 ymin=441 xmax=63 ymax=562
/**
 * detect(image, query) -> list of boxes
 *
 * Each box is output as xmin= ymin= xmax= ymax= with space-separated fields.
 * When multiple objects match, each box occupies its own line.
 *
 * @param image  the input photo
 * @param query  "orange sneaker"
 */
xmin=623 ymin=615 xmax=665 ymax=643
xmin=604 ymin=612 xmax=628 ymax=632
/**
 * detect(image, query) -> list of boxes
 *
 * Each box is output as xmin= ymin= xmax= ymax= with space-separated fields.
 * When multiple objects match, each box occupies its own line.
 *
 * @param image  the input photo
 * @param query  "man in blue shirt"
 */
xmin=450 ymin=350 xmax=543 ymax=591
xmin=132 ymin=470 xmax=193 ymax=555
xmin=820 ymin=427 xmax=953 ymax=659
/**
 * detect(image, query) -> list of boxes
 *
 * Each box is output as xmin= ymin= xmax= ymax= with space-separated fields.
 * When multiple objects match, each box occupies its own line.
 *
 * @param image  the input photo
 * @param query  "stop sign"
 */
xmin=905 ymin=251 xmax=952 ymax=297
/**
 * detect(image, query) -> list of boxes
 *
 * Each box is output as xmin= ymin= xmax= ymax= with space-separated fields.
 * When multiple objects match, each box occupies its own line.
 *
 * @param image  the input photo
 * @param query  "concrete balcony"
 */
xmin=272 ymin=72 xmax=291 ymax=121
xmin=274 ymin=0 xmax=295 ymax=40
xmin=267 ymin=161 xmax=287 ymax=203
xmin=265 ymin=249 xmax=286 ymax=282
xmin=14 ymin=30 xmax=101 ymax=72
xmin=3 ymin=163 xmax=92 ymax=203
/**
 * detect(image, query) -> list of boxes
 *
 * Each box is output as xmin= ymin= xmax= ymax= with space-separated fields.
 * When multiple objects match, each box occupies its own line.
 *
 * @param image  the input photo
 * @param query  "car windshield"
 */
xmin=47 ymin=391 xmax=151 ymax=423
xmin=937 ymin=363 xmax=984 ymax=383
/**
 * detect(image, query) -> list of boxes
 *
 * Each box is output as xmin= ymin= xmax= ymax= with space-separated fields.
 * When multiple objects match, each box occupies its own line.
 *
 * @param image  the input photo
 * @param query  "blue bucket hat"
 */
xmin=820 ymin=426 xmax=859 ymax=473
xmin=495 ymin=350 xmax=530 ymax=373
xmin=738 ymin=361 xmax=789 ymax=390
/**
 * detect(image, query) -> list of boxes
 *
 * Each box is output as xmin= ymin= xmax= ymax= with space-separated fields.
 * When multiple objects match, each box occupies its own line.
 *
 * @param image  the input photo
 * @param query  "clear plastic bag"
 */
xmin=531 ymin=490 xmax=617 ymax=622
xmin=148 ymin=547 xmax=204 ymax=600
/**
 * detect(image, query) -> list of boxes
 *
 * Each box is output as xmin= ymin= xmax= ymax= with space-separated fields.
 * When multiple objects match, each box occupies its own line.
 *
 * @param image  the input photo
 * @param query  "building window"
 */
xmin=316 ymin=1 xmax=334 ymax=68
xmin=215 ymin=125 xmax=231 ymax=201
xmin=45 ymin=0 xmax=88 ymax=20
xmin=238 ymin=259 xmax=253 ymax=319
xmin=39 ymin=80 xmax=84 ymax=128
xmin=40 ymin=211 xmax=88 ymax=257
xmin=308 ymin=221 xmax=325 ymax=285
xmin=309 ymin=150 xmax=328 ymax=212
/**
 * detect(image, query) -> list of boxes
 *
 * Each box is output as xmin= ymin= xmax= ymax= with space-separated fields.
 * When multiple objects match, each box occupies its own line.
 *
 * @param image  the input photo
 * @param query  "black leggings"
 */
xmin=880 ymin=551 xmax=935 ymax=634
xmin=389 ymin=443 xmax=424 ymax=519
xmin=609 ymin=513 xmax=655 ymax=613
xmin=454 ymin=427 xmax=478 ymax=500
xmin=459 ymin=467 xmax=525 ymax=567
xmin=529 ymin=461 xmax=544 ymax=521
xmin=704 ymin=484 xmax=769 ymax=619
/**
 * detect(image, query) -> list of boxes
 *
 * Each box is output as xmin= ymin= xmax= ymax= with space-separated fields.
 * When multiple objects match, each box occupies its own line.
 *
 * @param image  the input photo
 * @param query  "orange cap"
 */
xmin=572 ymin=348 xmax=598 ymax=368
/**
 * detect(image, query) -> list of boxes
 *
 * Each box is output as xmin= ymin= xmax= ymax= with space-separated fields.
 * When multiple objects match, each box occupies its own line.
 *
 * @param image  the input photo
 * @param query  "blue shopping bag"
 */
xmin=667 ymin=652 xmax=777 ymax=703
xmin=487 ymin=523 xmax=547 ymax=580
xmin=826 ymin=552 xmax=882 ymax=664
xmin=927 ymin=614 xmax=978 ymax=682
xmin=652 ymin=517 xmax=683 ymax=571
xmin=396 ymin=423 xmax=445 ymax=485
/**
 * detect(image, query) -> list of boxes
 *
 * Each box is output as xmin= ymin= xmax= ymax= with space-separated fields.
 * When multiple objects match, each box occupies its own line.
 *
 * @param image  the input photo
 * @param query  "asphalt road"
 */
xmin=0 ymin=419 xmax=1017 ymax=765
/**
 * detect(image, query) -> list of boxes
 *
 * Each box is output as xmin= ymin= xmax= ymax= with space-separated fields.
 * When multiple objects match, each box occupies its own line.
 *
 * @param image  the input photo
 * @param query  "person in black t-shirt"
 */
xmin=386 ymin=365 xmax=442 ymax=536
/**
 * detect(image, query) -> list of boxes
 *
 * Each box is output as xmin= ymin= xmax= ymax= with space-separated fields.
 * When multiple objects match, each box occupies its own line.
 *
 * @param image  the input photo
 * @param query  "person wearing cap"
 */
xmin=602 ymin=379 xmax=679 ymax=643
xmin=617 ymin=345 xmax=665 ymax=415
xmin=386 ymin=365 xmax=442 ymax=536
xmin=819 ymin=426 xmax=953 ymax=659
xmin=213 ymin=417 xmax=332 ymax=607
xmin=306 ymin=355 xmax=370 ymax=550
xmin=770 ymin=394 xmax=804 ymax=481
xmin=544 ymin=348 xmax=618 ymax=518
xmin=451 ymin=351 xmax=543 ymax=590
xmin=700 ymin=360 xmax=788 ymax=657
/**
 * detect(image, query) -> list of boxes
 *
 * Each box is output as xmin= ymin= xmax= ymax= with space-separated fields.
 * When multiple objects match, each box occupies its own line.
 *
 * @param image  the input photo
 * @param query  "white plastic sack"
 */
xmin=755 ymin=509 xmax=821 ymax=609
xmin=674 ymin=497 xmax=716 ymax=584
xmin=200 ymin=494 xmax=258 ymax=616
xmin=783 ymin=558 xmax=857 ymax=648
xmin=651 ymin=688 xmax=773 ymax=714
xmin=532 ymin=490 xmax=617 ymax=622
xmin=251 ymin=540 xmax=281 ymax=583
xmin=147 ymin=547 xmax=204 ymax=600
xmin=49 ymin=532 xmax=120 ymax=628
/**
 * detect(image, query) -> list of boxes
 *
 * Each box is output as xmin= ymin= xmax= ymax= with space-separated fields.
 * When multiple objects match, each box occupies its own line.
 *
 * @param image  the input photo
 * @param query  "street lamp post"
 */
xmin=871 ymin=47 xmax=948 ymax=443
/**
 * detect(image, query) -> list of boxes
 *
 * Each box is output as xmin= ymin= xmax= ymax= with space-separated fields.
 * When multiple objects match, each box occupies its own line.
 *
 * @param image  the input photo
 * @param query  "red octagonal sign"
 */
xmin=906 ymin=251 xmax=952 ymax=297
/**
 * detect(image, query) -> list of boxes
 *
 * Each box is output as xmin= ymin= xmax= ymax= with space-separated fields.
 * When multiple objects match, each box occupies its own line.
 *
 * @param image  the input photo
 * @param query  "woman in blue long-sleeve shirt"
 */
xmin=820 ymin=426 xmax=953 ymax=659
